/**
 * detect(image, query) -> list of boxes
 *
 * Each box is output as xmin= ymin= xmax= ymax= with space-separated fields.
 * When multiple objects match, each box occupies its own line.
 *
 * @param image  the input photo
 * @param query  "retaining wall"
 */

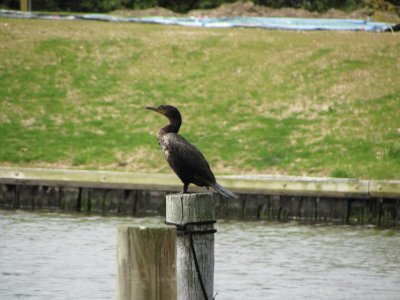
xmin=1 ymin=167 xmax=399 ymax=226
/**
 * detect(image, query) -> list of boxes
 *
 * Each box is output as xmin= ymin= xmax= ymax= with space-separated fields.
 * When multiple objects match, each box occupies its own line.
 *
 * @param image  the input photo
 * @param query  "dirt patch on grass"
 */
xmin=112 ymin=2 xmax=400 ymax=22
xmin=112 ymin=146 xmax=167 ymax=172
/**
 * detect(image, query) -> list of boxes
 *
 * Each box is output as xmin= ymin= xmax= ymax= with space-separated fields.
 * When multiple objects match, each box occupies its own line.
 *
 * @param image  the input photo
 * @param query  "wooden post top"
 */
xmin=166 ymin=193 xmax=214 ymax=224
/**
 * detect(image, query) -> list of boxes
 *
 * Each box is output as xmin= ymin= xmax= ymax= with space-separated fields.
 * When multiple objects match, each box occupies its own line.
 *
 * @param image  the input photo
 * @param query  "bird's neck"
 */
xmin=159 ymin=116 xmax=181 ymax=135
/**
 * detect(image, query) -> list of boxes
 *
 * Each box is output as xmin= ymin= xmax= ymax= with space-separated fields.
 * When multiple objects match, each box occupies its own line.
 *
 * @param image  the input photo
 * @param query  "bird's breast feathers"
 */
xmin=158 ymin=133 xmax=195 ymax=161
xmin=158 ymin=135 xmax=171 ymax=159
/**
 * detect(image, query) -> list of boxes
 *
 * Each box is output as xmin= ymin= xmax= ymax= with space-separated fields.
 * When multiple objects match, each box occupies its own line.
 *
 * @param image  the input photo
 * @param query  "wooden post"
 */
xmin=166 ymin=193 xmax=215 ymax=300
xmin=20 ymin=0 xmax=30 ymax=11
xmin=117 ymin=225 xmax=177 ymax=300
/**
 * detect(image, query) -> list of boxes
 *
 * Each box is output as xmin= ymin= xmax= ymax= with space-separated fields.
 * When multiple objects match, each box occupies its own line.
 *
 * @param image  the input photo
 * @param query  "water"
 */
xmin=1 ymin=211 xmax=399 ymax=300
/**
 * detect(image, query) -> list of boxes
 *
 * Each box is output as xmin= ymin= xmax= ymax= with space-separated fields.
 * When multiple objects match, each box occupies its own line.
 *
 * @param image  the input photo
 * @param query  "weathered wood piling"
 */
xmin=117 ymin=193 xmax=215 ymax=300
xmin=116 ymin=225 xmax=177 ymax=300
xmin=166 ymin=193 xmax=215 ymax=300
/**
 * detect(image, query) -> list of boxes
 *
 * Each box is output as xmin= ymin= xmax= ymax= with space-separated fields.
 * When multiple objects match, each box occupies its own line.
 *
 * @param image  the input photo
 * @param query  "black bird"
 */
xmin=146 ymin=105 xmax=238 ymax=199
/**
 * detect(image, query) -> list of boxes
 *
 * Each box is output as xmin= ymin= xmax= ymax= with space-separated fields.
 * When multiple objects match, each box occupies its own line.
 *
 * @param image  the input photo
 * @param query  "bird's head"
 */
xmin=145 ymin=105 xmax=181 ymax=120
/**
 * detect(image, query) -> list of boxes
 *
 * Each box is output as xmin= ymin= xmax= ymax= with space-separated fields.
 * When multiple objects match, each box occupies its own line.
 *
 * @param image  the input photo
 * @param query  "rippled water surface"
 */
xmin=1 ymin=210 xmax=399 ymax=300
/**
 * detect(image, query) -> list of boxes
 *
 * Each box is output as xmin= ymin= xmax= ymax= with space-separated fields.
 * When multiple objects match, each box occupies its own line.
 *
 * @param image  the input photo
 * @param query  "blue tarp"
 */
xmin=133 ymin=16 xmax=396 ymax=31
xmin=1 ymin=9 xmax=398 ymax=32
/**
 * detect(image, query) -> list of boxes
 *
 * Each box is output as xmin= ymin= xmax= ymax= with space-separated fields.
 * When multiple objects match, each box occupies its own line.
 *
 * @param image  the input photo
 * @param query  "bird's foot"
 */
xmin=182 ymin=183 xmax=190 ymax=194
xmin=180 ymin=190 xmax=193 ymax=194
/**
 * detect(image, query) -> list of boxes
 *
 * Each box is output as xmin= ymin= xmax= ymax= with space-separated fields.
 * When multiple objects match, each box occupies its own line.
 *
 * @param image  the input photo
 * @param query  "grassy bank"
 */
xmin=0 ymin=18 xmax=399 ymax=179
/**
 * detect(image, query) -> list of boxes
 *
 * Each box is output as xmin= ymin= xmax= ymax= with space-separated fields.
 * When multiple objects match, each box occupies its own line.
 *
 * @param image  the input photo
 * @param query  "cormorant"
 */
xmin=146 ymin=105 xmax=238 ymax=199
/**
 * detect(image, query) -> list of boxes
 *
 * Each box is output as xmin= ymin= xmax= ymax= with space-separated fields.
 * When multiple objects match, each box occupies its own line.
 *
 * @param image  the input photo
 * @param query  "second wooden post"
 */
xmin=166 ymin=193 xmax=215 ymax=300
xmin=116 ymin=225 xmax=177 ymax=300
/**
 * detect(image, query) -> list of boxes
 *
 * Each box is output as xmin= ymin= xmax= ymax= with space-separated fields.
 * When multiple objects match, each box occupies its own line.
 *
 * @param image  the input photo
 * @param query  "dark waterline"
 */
xmin=1 ymin=210 xmax=399 ymax=300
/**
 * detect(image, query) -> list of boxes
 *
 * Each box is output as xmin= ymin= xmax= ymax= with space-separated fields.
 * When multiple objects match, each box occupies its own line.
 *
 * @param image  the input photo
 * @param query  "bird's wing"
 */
xmin=165 ymin=133 xmax=215 ymax=184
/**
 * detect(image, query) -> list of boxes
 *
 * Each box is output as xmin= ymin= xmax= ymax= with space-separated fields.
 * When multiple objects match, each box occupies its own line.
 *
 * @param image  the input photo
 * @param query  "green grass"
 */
xmin=0 ymin=18 xmax=399 ymax=179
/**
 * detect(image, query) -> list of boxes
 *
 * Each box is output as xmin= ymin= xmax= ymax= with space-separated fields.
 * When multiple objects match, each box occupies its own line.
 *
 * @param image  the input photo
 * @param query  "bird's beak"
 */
xmin=146 ymin=106 xmax=167 ymax=115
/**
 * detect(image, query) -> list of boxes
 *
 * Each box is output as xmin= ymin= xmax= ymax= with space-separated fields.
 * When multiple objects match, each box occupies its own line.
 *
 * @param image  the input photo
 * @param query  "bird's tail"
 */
xmin=210 ymin=182 xmax=239 ymax=199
